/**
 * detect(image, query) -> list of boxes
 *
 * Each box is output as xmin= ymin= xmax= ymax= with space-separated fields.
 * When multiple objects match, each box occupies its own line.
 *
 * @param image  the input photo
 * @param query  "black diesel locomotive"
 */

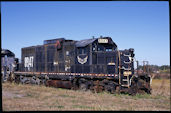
xmin=12 ymin=36 xmax=151 ymax=95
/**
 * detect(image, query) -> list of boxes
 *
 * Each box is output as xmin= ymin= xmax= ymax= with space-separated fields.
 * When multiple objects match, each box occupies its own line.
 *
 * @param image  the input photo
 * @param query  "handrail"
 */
xmin=118 ymin=50 xmax=121 ymax=85
xmin=124 ymin=61 xmax=131 ymax=64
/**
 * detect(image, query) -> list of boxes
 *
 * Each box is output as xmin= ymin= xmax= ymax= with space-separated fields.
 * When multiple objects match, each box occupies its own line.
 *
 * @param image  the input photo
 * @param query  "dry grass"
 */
xmin=2 ymin=79 xmax=170 ymax=111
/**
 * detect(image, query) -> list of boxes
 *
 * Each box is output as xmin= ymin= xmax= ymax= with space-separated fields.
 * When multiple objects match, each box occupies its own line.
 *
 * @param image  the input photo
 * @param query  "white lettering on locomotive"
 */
xmin=24 ymin=56 xmax=34 ymax=68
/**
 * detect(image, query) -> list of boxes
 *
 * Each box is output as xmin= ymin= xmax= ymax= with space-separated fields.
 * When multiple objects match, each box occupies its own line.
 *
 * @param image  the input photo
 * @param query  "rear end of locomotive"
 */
xmin=1 ymin=49 xmax=19 ymax=82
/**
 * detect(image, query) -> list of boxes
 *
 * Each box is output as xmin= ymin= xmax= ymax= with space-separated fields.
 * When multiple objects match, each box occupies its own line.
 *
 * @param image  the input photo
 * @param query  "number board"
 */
xmin=98 ymin=39 xmax=108 ymax=43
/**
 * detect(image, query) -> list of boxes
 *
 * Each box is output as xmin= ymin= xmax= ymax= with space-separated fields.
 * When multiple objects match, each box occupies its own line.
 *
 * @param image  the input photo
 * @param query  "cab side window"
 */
xmin=98 ymin=45 xmax=104 ymax=51
xmin=78 ymin=47 xmax=87 ymax=54
xmin=105 ymin=46 xmax=113 ymax=52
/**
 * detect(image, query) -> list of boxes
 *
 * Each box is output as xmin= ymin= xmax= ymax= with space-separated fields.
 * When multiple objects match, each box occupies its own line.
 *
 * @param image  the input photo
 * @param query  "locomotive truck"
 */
xmin=3 ymin=36 xmax=152 ymax=95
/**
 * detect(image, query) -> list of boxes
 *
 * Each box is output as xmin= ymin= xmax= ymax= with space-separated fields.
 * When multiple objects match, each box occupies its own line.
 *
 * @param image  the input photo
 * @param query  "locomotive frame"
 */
xmin=3 ymin=36 xmax=152 ymax=95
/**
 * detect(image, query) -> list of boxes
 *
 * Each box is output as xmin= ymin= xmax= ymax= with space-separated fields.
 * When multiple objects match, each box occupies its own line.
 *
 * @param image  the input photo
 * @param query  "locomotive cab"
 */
xmin=75 ymin=37 xmax=118 ymax=74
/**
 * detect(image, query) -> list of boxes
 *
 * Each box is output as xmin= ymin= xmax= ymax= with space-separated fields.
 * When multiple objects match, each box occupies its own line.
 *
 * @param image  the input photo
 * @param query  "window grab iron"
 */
xmin=124 ymin=61 xmax=131 ymax=64
xmin=123 ymin=54 xmax=131 ymax=57
xmin=122 ymin=66 xmax=131 ymax=70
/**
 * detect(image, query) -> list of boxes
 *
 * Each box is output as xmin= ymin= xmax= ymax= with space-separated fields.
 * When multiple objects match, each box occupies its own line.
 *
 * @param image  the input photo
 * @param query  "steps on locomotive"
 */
xmin=121 ymin=75 xmax=130 ymax=87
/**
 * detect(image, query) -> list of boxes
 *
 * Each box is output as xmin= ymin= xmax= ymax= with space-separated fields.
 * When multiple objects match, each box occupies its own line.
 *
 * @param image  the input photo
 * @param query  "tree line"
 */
xmin=137 ymin=65 xmax=170 ymax=73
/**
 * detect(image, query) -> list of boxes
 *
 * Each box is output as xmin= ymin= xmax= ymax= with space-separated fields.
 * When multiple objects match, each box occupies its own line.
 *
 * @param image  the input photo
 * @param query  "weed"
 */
xmin=13 ymin=96 xmax=20 ymax=99
xmin=119 ymin=108 xmax=129 ymax=111
xmin=57 ymin=105 xmax=64 ymax=108
xmin=71 ymin=99 xmax=76 ymax=103
xmin=152 ymin=94 xmax=165 ymax=99
xmin=132 ymin=93 xmax=151 ymax=99
xmin=113 ymin=93 xmax=122 ymax=97
xmin=58 ymin=94 xmax=75 ymax=98
xmin=49 ymin=105 xmax=64 ymax=109
xmin=25 ymin=93 xmax=33 ymax=97
xmin=72 ymin=105 xmax=95 ymax=109
xmin=57 ymin=88 xmax=63 ymax=90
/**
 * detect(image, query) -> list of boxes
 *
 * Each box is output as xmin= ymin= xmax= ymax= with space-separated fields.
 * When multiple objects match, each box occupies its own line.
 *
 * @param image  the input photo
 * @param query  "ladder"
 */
xmin=121 ymin=75 xmax=130 ymax=88
xmin=118 ymin=49 xmax=130 ymax=88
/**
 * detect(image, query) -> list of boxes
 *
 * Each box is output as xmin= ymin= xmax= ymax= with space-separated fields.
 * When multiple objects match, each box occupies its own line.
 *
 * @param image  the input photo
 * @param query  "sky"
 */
xmin=1 ymin=1 xmax=170 ymax=66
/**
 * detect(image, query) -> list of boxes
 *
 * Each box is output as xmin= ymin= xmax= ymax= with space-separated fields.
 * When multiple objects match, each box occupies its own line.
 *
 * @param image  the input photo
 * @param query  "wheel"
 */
xmin=110 ymin=85 xmax=116 ymax=94
xmin=20 ymin=76 xmax=30 ymax=84
xmin=36 ymin=78 xmax=41 ymax=85
xmin=104 ymin=85 xmax=110 ymax=93
xmin=71 ymin=79 xmax=79 ymax=90
xmin=79 ymin=83 xmax=88 ymax=91
xmin=104 ymin=82 xmax=116 ymax=94
xmin=115 ymin=86 xmax=120 ymax=94
xmin=14 ymin=75 xmax=20 ymax=84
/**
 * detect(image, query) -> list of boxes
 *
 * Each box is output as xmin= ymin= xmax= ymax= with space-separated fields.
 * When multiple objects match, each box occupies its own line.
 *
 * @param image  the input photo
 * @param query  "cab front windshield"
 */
xmin=98 ymin=44 xmax=113 ymax=52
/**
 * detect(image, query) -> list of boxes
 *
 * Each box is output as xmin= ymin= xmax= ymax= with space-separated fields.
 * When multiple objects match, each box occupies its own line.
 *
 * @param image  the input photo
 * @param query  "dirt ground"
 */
xmin=2 ymin=79 xmax=170 ymax=111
